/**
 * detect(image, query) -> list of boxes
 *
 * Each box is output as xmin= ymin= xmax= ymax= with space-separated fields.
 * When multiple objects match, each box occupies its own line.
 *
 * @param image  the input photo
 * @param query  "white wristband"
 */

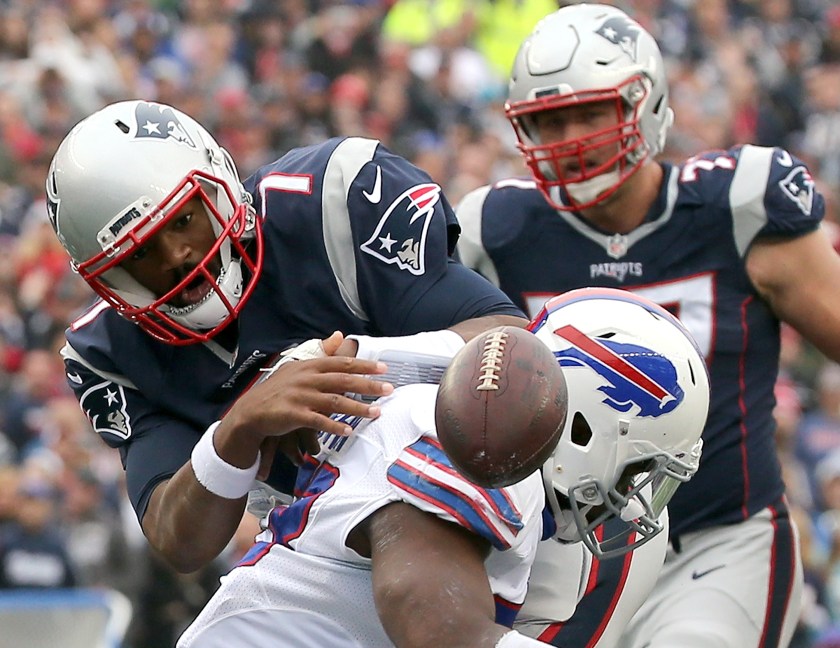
xmin=496 ymin=630 xmax=545 ymax=647
xmin=191 ymin=421 xmax=261 ymax=499
xmin=349 ymin=330 xmax=465 ymax=362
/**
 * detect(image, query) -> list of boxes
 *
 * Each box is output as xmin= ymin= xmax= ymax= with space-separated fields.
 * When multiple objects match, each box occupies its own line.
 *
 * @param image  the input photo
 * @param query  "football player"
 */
xmin=45 ymin=100 xmax=527 ymax=573
xmin=456 ymin=4 xmax=835 ymax=646
xmin=177 ymin=289 xmax=709 ymax=648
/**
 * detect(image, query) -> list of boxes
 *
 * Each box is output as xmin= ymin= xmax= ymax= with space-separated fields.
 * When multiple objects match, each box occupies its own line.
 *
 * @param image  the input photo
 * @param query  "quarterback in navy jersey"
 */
xmin=457 ymin=5 xmax=840 ymax=648
xmin=46 ymin=101 xmax=525 ymax=572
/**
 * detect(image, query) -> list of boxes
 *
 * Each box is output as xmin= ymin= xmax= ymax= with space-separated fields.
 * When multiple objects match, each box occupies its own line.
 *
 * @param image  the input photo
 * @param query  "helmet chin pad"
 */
xmin=164 ymin=258 xmax=244 ymax=330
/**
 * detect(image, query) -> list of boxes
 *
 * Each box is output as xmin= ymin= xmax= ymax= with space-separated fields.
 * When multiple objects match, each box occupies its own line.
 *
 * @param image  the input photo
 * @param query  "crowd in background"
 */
xmin=0 ymin=0 xmax=839 ymax=646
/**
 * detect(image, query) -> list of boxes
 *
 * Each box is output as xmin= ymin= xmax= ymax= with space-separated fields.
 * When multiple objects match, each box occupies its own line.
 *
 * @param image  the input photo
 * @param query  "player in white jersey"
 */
xmin=178 ymin=382 xmax=545 ymax=647
xmin=178 ymin=289 xmax=710 ymax=648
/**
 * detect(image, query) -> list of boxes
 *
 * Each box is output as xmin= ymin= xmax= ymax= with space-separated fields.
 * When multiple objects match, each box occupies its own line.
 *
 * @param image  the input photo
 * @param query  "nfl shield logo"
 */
xmin=607 ymin=233 xmax=629 ymax=259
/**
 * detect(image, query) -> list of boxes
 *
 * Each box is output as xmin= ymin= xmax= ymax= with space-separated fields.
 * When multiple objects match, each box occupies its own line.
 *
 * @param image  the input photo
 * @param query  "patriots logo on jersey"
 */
xmin=553 ymin=324 xmax=684 ymax=417
xmin=361 ymin=183 xmax=441 ymax=275
xmin=778 ymin=166 xmax=815 ymax=216
xmin=133 ymin=102 xmax=196 ymax=148
xmin=79 ymin=381 xmax=133 ymax=440
xmin=595 ymin=16 xmax=641 ymax=61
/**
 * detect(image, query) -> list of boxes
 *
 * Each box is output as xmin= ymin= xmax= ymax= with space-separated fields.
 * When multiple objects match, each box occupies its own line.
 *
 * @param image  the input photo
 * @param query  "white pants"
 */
xmin=624 ymin=505 xmax=803 ymax=648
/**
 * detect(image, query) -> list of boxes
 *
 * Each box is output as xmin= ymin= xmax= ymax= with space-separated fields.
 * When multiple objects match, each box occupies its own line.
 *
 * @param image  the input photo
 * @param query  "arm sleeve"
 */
xmin=385 ymin=435 xmax=531 ymax=551
xmin=63 ymin=356 xmax=199 ymax=523
xmin=338 ymin=140 xmax=522 ymax=332
xmin=395 ymin=260 xmax=525 ymax=334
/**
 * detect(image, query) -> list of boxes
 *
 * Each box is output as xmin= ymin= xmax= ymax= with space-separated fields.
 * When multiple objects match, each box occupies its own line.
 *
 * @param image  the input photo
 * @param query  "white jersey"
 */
xmin=179 ymin=383 xmax=545 ymax=648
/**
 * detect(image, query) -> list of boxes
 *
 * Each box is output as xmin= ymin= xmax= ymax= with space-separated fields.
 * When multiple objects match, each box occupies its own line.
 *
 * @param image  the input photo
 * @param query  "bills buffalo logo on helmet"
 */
xmin=133 ymin=102 xmax=196 ymax=148
xmin=361 ymin=183 xmax=441 ymax=275
xmin=595 ymin=15 xmax=642 ymax=61
xmin=778 ymin=166 xmax=815 ymax=216
xmin=553 ymin=324 xmax=684 ymax=417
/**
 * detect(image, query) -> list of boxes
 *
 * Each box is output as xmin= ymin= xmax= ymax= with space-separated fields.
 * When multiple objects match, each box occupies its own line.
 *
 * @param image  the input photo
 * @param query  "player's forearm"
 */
xmin=143 ymin=421 xmax=262 ymax=573
xmin=379 ymin=582 xmax=515 ymax=648
xmin=143 ymin=466 xmax=248 ymax=573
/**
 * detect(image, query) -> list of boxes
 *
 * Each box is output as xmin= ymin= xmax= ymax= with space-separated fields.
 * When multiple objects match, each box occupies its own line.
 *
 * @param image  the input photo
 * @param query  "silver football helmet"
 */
xmin=46 ymin=100 xmax=262 ymax=344
xmin=506 ymin=4 xmax=674 ymax=210
xmin=529 ymin=288 xmax=708 ymax=559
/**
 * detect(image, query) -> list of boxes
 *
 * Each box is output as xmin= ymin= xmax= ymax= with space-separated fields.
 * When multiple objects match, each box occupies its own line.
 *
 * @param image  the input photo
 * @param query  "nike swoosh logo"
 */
xmin=777 ymin=150 xmax=792 ymax=167
xmin=363 ymin=165 xmax=382 ymax=204
xmin=67 ymin=372 xmax=83 ymax=384
xmin=691 ymin=565 xmax=725 ymax=580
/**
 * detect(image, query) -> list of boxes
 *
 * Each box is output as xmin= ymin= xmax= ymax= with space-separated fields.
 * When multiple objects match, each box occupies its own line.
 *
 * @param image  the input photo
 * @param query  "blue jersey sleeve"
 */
xmin=63 ymin=355 xmax=195 ymax=521
xmin=348 ymin=143 xmax=523 ymax=332
xmin=247 ymin=137 xmax=522 ymax=335
xmin=759 ymin=147 xmax=823 ymax=237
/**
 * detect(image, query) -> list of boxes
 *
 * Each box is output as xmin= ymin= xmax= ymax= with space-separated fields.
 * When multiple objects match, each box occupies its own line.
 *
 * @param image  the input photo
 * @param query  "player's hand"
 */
xmin=331 ymin=331 xmax=359 ymax=357
xmin=224 ymin=332 xmax=394 ymax=443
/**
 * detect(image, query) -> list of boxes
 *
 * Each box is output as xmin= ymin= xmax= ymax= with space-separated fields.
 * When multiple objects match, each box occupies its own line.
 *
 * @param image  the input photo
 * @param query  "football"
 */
xmin=435 ymin=326 xmax=568 ymax=489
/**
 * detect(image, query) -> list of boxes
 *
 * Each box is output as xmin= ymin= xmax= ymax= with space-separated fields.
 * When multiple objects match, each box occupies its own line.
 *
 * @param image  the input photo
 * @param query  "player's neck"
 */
xmin=577 ymin=162 xmax=663 ymax=234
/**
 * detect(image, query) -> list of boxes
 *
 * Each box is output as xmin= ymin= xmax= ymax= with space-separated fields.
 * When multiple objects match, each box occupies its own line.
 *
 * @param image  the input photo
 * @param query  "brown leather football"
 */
xmin=435 ymin=326 xmax=568 ymax=488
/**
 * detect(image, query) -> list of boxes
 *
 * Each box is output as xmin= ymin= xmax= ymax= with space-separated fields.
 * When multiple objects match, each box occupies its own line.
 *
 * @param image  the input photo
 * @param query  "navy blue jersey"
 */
xmin=63 ymin=136 xmax=523 ymax=522
xmin=457 ymin=145 xmax=823 ymax=537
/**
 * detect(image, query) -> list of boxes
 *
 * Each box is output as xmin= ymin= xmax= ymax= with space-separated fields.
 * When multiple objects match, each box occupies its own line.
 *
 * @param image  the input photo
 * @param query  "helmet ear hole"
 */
xmin=570 ymin=412 xmax=592 ymax=447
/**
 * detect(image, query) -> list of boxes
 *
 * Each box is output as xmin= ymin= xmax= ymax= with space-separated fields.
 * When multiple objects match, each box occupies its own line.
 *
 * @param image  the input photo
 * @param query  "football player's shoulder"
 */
xmin=65 ymin=301 xmax=134 ymax=369
xmin=724 ymin=144 xmax=822 ymax=232
xmin=677 ymin=144 xmax=823 ymax=237
xmin=381 ymin=384 xmax=545 ymax=551
xmin=484 ymin=176 xmax=544 ymax=214
xmin=457 ymin=177 xmax=545 ymax=248
xmin=64 ymin=300 xmax=174 ymax=383
xmin=758 ymin=145 xmax=823 ymax=230
xmin=243 ymin=137 xmax=360 ymax=194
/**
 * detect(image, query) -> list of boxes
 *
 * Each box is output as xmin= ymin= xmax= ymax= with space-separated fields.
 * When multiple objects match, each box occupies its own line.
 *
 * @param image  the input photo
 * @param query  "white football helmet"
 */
xmin=529 ymin=288 xmax=708 ymax=559
xmin=506 ymin=4 xmax=674 ymax=211
xmin=46 ymin=100 xmax=262 ymax=344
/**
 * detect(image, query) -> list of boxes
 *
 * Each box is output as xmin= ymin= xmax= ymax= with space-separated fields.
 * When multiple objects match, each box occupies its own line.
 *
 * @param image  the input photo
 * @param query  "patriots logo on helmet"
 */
xmin=133 ymin=102 xmax=196 ymax=148
xmin=553 ymin=324 xmax=684 ymax=417
xmin=46 ymin=170 xmax=61 ymax=235
xmin=360 ymin=183 xmax=441 ymax=275
xmin=595 ymin=16 xmax=642 ymax=61
xmin=778 ymin=166 xmax=815 ymax=216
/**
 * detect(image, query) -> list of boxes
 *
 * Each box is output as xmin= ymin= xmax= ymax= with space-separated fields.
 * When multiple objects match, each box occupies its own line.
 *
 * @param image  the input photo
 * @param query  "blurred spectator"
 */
xmin=776 ymin=376 xmax=813 ymax=510
xmin=62 ymin=465 xmax=141 ymax=593
xmin=0 ymin=472 xmax=77 ymax=589
xmin=792 ymin=503 xmax=832 ymax=648
xmin=801 ymin=64 xmax=840 ymax=190
xmin=798 ymin=364 xmax=840 ymax=509
xmin=473 ymin=0 xmax=561 ymax=81
xmin=820 ymin=6 xmax=840 ymax=65
xmin=2 ymin=348 xmax=67 ymax=461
